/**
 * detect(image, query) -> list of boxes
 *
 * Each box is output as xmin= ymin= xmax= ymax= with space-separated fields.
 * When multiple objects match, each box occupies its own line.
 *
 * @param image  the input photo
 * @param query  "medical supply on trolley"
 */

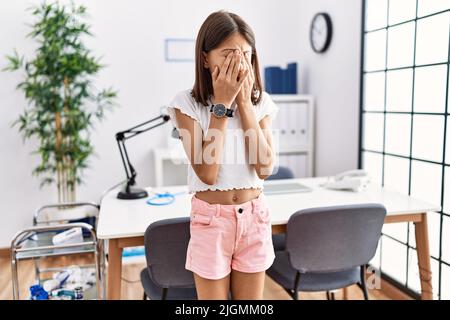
xmin=29 ymin=285 xmax=48 ymax=300
xmin=52 ymin=227 xmax=84 ymax=245
xmin=43 ymin=270 xmax=70 ymax=292
xmin=29 ymin=265 xmax=96 ymax=300
xmin=50 ymin=287 xmax=83 ymax=300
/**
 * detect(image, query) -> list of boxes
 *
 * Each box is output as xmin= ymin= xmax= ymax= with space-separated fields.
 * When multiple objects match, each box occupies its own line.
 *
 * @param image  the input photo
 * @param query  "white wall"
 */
xmin=0 ymin=0 xmax=305 ymax=247
xmin=297 ymin=0 xmax=362 ymax=176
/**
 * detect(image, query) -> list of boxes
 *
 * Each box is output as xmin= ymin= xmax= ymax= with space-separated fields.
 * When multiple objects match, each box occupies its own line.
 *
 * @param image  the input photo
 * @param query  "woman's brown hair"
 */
xmin=191 ymin=10 xmax=263 ymax=107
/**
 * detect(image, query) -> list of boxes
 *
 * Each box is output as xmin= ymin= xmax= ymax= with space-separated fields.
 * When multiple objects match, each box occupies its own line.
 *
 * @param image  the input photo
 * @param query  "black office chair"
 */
xmin=266 ymin=166 xmax=295 ymax=181
xmin=140 ymin=217 xmax=197 ymax=300
xmin=267 ymin=166 xmax=295 ymax=251
xmin=266 ymin=203 xmax=386 ymax=300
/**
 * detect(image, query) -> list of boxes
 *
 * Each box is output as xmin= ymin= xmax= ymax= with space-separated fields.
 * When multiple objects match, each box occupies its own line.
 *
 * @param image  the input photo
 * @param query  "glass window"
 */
xmin=387 ymin=22 xmax=415 ymax=69
xmin=365 ymin=30 xmax=387 ymax=71
xmin=412 ymin=115 xmax=445 ymax=162
xmin=386 ymin=68 xmax=413 ymax=112
xmin=442 ymin=215 xmax=450 ymax=264
xmin=389 ymin=0 xmax=417 ymax=25
xmin=362 ymin=1 xmax=449 ymax=299
xmin=385 ymin=114 xmax=411 ymax=157
xmin=410 ymin=160 xmax=442 ymax=209
xmin=381 ymin=236 xmax=407 ymax=284
xmin=382 ymin=223 xmax=408 ymax=244
xmin=441 ymin=263 xmax=450 ymax=300
xmin=383 ymin=155 xmax=410 ymax=194
xmin=445 ymin=167 xmax=450 ymax=214
xmin=364 ymin=72 xmax=385 ymax=111
xmin=363 ymin=113 xmax=384 ymax=152
xmin=415 ymin=12 xmax=450 ymax=65
xmin=362 ymin=151 xmax=383 ymax=185
xmin=365 ymin=0 xmax=388 ymax=31
xmin=414 ymin=65 xmax=448 ymax=113
xmin=417 ymin=0 xmax=450 ymax=17
xmin=446 ymin=116 xmax=450 ymax=165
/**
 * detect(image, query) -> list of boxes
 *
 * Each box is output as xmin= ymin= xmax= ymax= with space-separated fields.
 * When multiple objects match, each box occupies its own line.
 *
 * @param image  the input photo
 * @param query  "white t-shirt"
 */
xmin=166 ymin=88 xmax=279 ymax=194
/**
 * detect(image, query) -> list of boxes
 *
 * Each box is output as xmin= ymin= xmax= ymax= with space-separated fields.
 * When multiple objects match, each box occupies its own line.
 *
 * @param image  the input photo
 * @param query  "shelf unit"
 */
xmin=270 ymin=94 xmax=315 ymax=178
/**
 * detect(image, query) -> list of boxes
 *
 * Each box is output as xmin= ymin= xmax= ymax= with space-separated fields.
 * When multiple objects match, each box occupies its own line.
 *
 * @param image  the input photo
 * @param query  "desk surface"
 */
xmin=97 ymin=177 xmax=441 ymax=240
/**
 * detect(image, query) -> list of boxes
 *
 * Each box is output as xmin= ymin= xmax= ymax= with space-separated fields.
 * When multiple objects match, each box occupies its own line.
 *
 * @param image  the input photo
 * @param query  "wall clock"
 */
xmin=310 ymin=12 xmax=333 ymax=53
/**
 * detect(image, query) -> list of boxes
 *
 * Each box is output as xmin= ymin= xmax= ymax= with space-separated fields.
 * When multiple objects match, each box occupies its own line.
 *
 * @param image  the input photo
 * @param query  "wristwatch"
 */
xmin=210 ymin=103 xmax=234 ymax=118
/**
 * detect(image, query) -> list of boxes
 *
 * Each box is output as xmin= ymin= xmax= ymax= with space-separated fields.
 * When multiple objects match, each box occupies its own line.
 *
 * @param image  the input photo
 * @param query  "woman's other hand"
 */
xmin=211 ymin=50 xmax=249 ymax=108
xmin=235 ymin=53 xmax=255 ymax=107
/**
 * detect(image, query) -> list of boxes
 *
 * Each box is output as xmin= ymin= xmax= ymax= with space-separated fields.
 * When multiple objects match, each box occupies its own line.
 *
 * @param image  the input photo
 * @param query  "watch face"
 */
xmin=213 ymin=104 xmax=226 ymax=117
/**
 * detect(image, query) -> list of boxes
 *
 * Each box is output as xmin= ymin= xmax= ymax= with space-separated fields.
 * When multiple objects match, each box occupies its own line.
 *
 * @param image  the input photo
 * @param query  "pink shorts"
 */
xmin=185 ymin=192 xmax=275 ymax=280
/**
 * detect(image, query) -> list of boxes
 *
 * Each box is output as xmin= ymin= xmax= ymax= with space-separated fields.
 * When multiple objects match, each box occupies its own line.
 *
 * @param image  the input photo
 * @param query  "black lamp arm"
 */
xmin=115 ymin=114 xmax=170 ymax=193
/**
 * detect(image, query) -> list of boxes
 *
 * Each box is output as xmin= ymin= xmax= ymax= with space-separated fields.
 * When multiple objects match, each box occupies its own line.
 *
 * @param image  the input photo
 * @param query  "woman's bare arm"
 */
xmin=239 ymin=106 xmax=275 ymax=180
xmin=174 ymin=108 xmax=228 ymax=185
xmin=234 ymin=52 xmax=275 ymax=179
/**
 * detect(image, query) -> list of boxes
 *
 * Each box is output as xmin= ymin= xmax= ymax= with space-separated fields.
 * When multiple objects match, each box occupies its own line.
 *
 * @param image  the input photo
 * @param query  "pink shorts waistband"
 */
xmin=191 ymin=192 xmax=267 ymax=218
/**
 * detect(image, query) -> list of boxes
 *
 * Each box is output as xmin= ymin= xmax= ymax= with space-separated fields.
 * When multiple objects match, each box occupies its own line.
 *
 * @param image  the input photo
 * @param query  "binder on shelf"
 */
xmin=264 ymin=62 xmax=297 ymax=94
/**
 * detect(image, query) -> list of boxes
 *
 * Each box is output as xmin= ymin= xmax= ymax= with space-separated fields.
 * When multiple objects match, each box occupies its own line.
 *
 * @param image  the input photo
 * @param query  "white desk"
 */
xmin=97 ymin=177 xmax=441 ymax=300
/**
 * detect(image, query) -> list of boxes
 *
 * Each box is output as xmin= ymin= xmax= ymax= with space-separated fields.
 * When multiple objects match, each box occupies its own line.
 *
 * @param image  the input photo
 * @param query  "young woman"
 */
xmin=166 ymin=10 xmax=279 ymax=300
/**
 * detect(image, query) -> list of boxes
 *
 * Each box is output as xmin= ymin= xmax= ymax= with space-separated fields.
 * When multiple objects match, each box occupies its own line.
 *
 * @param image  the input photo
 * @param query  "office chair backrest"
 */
xmin=267 ymin=166 xmax=295 ymax=180
xmin=286 ymin=203 xmax=386 ymax=273
xmin=34 ymin=202 xmax=100 ymax=225
xmin=144 ymin=217 xmax=194 ymax=288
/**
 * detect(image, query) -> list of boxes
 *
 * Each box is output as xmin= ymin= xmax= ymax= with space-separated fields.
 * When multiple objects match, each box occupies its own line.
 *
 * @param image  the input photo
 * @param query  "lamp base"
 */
xmin=117 ymin=186 xmax=149 ymax=200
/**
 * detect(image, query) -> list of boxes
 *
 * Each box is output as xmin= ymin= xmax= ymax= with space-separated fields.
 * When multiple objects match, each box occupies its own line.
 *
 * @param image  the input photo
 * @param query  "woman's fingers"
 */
xmin=239 ymin=59 xmax=250 ymax=85
xmin=238 ymin=68 xmax=250 ymax=86
xmin=243 ymin=59 xmax=254 ymax=92
xmin=227 ymin=52 xmax=237 ymax=78
xmin=226 ymin=52 xmax=239 ymax=80
xmin=219 ymin=52 xmax=233 ymax=78
xmin=237 ymin=64 xmax=245 ymax=82
xmin=231 ymin=54 xmax=242 ymax=81
xmin=212 ymin=65 xmax=219 ymax=81
xmin=240 ymin=56 xmax=248 ymax=76
xmin=244 ymin=57 xmax=254 ymax=82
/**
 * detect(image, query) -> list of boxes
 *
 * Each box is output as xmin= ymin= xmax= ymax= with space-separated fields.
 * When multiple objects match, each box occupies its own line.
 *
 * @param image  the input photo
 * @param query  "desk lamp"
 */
xmin=115 ymin=113 xmax=173 ymax=199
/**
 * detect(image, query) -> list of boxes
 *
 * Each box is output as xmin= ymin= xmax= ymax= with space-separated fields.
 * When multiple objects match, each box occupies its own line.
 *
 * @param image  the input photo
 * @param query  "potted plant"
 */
xmin=3 ymin=1 xmax=117 ymax=202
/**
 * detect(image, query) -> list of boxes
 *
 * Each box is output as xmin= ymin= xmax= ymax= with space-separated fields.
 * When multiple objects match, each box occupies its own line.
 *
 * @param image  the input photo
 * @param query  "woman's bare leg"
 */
xmin=230 ymin=270 xmax=265 ymax=300
xmin=194 ymin=273 xmax=231 ymax=300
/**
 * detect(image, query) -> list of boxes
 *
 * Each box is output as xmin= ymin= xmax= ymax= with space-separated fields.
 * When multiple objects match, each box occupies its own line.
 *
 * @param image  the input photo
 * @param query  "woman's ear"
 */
xmin=202 ymin=51 xmax=209 ymax=69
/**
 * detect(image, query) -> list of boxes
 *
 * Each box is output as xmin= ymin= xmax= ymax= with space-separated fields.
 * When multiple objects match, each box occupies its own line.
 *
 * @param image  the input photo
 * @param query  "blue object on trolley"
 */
xmin=30 ymin=285 xmax=48 ymax=300
xmin=146 ymin=191 xmax=186 ymax=206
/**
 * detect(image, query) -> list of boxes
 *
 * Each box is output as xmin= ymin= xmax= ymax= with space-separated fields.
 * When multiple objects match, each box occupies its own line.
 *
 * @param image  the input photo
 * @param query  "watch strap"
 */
xmin=225 ymin=108 xmax=234 ymax=117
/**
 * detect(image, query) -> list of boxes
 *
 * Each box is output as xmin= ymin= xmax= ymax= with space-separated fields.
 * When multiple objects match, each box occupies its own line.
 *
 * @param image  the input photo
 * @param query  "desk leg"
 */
xmin=342 ymin=287 xmax=348 ymax=300
xmin=107 ymin=239 xmax=123 ymax=300
xmin=414 ymin=213 xmax=433 ymax=300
